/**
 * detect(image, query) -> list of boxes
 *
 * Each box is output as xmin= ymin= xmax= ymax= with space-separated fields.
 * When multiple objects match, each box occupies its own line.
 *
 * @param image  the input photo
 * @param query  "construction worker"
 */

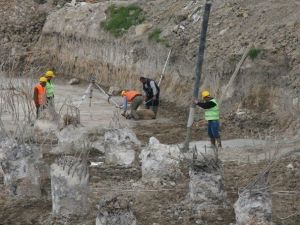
xmin=45 ymin=70 xmax=55 ymax=109
xmin=194 ymin=91 xmax=222 ymax=148
xmin=33 ymin=77 xmax=47 ymax=119
xmin=139 ymin=76 xmax=160 ymax=118
xmin=121 ymin=90 xmax=143 ymax=120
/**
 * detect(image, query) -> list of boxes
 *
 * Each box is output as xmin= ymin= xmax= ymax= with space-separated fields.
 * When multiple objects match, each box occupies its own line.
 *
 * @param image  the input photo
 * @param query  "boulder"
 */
xmin=68 ymin=78 xmax=80 ymax=85
xmin=135 ymin=23 xmax=152 ymax=36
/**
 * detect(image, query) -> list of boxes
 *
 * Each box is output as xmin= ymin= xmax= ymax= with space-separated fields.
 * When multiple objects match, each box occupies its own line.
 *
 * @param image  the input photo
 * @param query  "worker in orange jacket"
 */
xmin=33 ymin=77 xmax=47 ymax=119
xmin=120 ymin=90 xmax=143 ymax=120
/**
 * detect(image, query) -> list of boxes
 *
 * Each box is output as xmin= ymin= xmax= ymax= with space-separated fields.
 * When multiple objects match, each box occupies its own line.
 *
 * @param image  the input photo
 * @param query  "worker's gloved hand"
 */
xmin=152 ymin=96 xmax=157 ymax=100
xmin=193 ymin=99 xmax=199 ymax=105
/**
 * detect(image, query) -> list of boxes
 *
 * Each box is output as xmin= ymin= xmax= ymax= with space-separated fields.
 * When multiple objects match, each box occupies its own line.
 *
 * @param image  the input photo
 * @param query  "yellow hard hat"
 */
xmin=201 ymin=90 xmax=210 ymax=99
xmin=45 ymin=70 xmax=55 ymax=77
xmin=39 ymin=77 xmax=47 ymax=83
xmin=121 ymin=90 xmax=126 ymax=96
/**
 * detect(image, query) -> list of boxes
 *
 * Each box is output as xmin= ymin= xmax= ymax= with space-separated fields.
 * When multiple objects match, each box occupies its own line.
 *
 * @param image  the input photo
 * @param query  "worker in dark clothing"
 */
xmin=139 ymin=76 xmax=160 ymax=118
xmin=194 ymin=91 xmax=222 ymax=148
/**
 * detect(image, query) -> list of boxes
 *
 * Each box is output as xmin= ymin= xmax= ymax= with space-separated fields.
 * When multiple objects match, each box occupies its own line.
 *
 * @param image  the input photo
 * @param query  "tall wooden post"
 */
xmin=183 ymin=1 xmax=212 ymax=152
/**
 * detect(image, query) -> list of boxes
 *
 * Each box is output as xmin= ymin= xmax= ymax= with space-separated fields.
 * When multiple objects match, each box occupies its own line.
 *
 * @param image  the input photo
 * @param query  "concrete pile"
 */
xmin=0 ymin=138 xmax=42 ymax=197
xmin=96 ymin=195 xmax=137 ymax=225
xmin=104 ymin=128 xmax=140 ymax=167
xmin=234 ymin=172 xmax=273 ymax=225
xmin=50 ymin=156 xmax=89 ymax=216
xmin=189 ymin=154 xmax=228 ymax=217
xmin=140 ymin=137 xmax=182 ymax=185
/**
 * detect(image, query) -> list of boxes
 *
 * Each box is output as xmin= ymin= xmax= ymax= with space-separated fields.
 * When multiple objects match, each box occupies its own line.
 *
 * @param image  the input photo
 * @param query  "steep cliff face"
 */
xmin=36 ymin=2 xmax=193 ymax=105
xmin=0 ymin=0 xmax=51 ymax=71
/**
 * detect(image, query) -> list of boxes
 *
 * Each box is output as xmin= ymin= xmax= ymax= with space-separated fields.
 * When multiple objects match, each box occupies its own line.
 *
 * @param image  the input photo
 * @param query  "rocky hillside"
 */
xmin=1 ymin=0 xmax=300 ymax=135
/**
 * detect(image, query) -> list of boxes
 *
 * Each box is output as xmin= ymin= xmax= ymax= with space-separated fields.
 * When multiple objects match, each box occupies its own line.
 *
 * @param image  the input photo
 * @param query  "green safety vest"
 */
xmin=204 ymin=98 xmax=220 ymax=121
xmin=46 ymin=80 xmax=54 ymax=98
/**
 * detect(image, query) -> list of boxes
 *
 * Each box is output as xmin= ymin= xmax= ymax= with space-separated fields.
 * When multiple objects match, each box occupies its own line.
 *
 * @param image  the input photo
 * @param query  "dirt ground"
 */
xmin=0 ymin=79 xmax=299 ymax=225
xmin=1 ymin=152 xmax=299 ymax=225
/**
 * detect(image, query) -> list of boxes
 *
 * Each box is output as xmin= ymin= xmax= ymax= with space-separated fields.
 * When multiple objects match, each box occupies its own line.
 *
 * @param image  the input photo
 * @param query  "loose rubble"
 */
xmin=96 ymin=195 xmax=137 ymax=225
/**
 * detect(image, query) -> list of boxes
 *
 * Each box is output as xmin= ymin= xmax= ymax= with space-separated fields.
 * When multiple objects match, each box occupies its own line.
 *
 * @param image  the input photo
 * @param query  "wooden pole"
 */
xmin=219 ymin=44 xmax=252 ymax=105
xmin=183 ymin=1 xmax=212 ymax=152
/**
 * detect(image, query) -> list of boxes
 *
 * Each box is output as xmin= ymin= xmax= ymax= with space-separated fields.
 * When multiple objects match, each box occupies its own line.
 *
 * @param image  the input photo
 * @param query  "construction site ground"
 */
xmin=0 ymin=78 xmax=299 ymax=225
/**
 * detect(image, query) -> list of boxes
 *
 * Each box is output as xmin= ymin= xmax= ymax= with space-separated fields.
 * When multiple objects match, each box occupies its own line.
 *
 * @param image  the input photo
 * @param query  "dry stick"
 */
xmin=219 ymin=44 xmax=252 ymax=105
xmin=183 ymin=1 xmax=212 ymax=152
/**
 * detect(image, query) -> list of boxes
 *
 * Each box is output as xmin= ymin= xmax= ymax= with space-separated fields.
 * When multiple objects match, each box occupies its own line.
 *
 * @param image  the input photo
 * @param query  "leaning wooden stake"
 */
xmin=183 ymin=1 xmax=212 ymax=152
xmin=219 ymin=44 xmax=252 ymax=105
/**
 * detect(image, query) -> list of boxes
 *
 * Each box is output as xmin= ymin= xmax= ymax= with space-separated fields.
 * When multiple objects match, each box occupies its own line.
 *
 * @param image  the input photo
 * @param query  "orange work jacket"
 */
xmin=124 ymin=91 xmax=141 ymax=102
xmin=33 ymin=84 xmax=46 ymax=105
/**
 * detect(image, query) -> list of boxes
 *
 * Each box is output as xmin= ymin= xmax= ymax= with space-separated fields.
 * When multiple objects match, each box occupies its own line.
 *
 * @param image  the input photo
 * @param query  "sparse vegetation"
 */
xmin=248 ymin=47 xmax=262 ymax=60
xmin=102 ymin=4 xmax=145 ymax=37
xmin=148 ymin=28 xmax=170 ymax=47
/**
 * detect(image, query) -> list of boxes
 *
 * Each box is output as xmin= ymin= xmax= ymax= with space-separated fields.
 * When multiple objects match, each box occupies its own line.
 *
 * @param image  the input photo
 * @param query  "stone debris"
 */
xmin=96 ymin=195 xmax=137 ymax=225
xmin=51 ymin=156 xmax=89 ymax=216
xmin=135 ymin=23 xmax=152 ymax=36
xmin=234 ymin=172 xmax=273 ymax=225
xmin=140 ymin=137 xmax=182 ymax=184
xmin=104 ymin=128 xmax=140 ymax=167
xmin=0 ymin=138 xmax=42 ymax=198
xmin=136 ymin=109 xmax=155 ymax=120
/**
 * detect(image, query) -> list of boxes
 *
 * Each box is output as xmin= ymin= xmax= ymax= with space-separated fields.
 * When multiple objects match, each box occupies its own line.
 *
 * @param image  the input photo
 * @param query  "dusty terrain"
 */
xmin=0 ymin=78 xmax=299 ymax=225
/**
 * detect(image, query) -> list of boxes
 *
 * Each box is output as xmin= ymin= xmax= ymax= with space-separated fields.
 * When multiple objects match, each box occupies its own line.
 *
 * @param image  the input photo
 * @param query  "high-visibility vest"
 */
xmin=204 ymin=98 xmax=220 ymax=121
xmin=34 ymin=84 xmax=46 ymax=105
xmin=124 ymin=91 xmax=141 ymax=102
xmin=46 ymin=80 xmax=54 ymax=97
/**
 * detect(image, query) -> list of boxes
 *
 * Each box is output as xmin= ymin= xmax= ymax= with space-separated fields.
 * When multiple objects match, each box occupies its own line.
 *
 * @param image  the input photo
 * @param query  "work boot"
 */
xmin=210 ymin=138 xmax=216 ymax=148
xmin=216 ymin=138 xmax=222 ymax=149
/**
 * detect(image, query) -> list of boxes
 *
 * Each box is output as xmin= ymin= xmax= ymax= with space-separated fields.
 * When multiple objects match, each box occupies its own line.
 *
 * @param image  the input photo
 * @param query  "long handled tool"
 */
xmin=158 ymin=49 xmax=172 ymax=87
xmin=94 ymin=82 xmax=119 ymax=108
xmin=144 ymin=49 xmax=172 ymax=106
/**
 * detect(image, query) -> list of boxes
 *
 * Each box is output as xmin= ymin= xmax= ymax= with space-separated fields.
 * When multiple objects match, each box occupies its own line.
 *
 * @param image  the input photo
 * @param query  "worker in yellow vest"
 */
xmin=194 ymin=91 xmax=222 ymax=148
xmin=45 ymin=70 xmax=55 ymax=109
xmin=33 ymin=77 xmax=47 ymax=119
xmin=121 ymin=90 xmax=143 ymax=120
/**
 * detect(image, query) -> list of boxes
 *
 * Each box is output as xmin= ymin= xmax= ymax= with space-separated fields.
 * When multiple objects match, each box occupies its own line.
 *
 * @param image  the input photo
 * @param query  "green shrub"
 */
xmin=248 ymin=47 xmax=262 ymax=60
xmin=148 ymin=28 xmax=170 ymax=47
xmin=102 ymin=4 xmax=144 ymax=37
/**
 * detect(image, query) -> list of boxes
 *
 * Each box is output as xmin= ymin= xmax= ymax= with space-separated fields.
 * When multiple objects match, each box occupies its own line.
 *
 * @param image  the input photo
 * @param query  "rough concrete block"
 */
xmin=104 ymin=128 xmax=140 ymax=166
xmin=189 ymin=157 xmax=227 ymax=213
xmin=140 ymin=137 xmax=182 ymax=184
xmin=0 ymin=138 xmax=42 ymax=198
xmin=234 ymin=173 xmax=273 ymax=225
xmin=50 ymin=157 xmax=89 ymax=216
